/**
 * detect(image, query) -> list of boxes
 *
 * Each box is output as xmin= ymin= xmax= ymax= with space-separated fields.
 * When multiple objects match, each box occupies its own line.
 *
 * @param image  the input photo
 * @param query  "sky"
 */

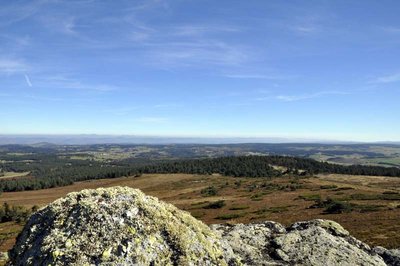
xmin=0 ymin=0 xmax=399 ymax=142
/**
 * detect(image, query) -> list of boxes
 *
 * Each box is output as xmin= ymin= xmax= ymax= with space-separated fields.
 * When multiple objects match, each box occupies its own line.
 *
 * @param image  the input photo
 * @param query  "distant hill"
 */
xmin=0 ymin=134 xmax=359 ymax=145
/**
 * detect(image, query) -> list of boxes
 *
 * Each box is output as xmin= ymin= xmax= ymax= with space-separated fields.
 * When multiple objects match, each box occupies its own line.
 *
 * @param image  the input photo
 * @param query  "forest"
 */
xmin=1 ymin=153 xmax=400 ymax=193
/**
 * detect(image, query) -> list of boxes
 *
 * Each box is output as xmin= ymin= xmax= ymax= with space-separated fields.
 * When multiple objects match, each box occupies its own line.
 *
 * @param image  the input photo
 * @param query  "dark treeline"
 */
xmin=139 ymin=156 xmax=282 ymax=177
xmin=138 ymin=155 xmax=400 ymax=177
xmin=1 ymin=155 xmax=400 ymax=193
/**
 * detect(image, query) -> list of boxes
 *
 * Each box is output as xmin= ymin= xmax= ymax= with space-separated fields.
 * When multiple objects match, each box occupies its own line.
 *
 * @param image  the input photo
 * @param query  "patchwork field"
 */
xmin=0 ymin=173 xmax=399 ymax=255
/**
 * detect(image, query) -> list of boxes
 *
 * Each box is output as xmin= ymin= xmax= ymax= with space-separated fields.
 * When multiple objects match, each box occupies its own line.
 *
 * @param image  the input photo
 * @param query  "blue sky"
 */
xmin=0 ymin=0 xmax=399 ymax=141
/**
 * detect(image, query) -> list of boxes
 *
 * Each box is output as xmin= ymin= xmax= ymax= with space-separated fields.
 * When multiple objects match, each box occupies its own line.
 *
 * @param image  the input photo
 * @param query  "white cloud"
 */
xmin=374 ymin=72 xmax=400 ymax=83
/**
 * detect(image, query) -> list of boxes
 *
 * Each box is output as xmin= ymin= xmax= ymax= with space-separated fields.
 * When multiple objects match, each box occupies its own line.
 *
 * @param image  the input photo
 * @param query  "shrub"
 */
xmin=229 ymin=205 xmax=249 ymax=210
xmin=0 ymin=202 xmax=34 ymax=223
xmin=323 ymin=199 xmax=353 ymax=214
xmin=320 ymin=185 xmax=338 ymax=189
xmin=203 ymin=200 xmax=225 ymax=209
xmin=200 ymin=186 xmax=218 ymax=197
xmin=333 ymin=187 xmax=354 ymax=191
xmin=234 ymin=180 xmax=242 ymax=188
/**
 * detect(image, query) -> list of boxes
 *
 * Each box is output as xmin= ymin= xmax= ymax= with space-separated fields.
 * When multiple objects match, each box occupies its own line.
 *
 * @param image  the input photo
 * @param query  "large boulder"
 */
xmin=9 ymin=187 xmax=237 ymax=265
xmin=212 ymin=220 xmax=387 ymax=265
xmin=8 ymin=186 xmax=399 ymax=265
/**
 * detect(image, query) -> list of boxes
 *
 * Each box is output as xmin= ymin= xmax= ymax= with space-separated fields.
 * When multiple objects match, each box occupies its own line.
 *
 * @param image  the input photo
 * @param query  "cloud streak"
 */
xmin=256 ymin=90 xmax=350 ymax=102
xmin=39 ymin=76 xmax=119 ymax=92
xmin=24 ymin=74 xmax=32 ymax=87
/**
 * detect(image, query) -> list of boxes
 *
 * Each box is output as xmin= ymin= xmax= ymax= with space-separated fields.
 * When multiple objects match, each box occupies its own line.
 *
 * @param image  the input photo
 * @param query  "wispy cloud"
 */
xmin=291 ymin=25 xmax=319 ymax=34
xmin=21 ymin=93 xmax=65 ymax=102
xmin=153 ymin=103 xmax=183 ymax=108
xmin=380 ymin=26 xmax=400 ymax=34
xmin=255 ymin=90 xmax=350 ymax=102
xmin=134 ymin=116 xmax=169 ymax=123
xmin=104 ymin=106 xmax=141 ymax=116
xmin=0 ymin=58 xmax=28 ymax=74
xmin=374 ymin=72 xmax=400 ymax=83
xmin=39 ymin=76 xmax=119 ymax=92
xmin=127 ymin=0 xmax=170 ymax=12
xmin=224 ymin=73 xmax=298 ymax=80
xmin=172 ymin=25 xmax=240 ymax=37
xmin=144 ymin=40 xmax=250 ymax=67
xmin=0 ymin=1 xmax=44 ymax=27
xmin=104 ymin=103 xmax=182 ymax=116
xmin=24 ymin=74 xmax=32 ymax=87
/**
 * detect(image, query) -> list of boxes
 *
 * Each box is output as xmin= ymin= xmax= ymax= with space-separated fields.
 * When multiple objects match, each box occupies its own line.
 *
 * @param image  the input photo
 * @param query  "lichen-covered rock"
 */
xmin=272 ymin=219 xmax=385 ymax=265
xmin=212 ymin=219 xmax=388 ymax=266
xmin=9 ymin=187 xmax=237 ymax=266
xmin=211 ymin=221 xmax=286 ymax=265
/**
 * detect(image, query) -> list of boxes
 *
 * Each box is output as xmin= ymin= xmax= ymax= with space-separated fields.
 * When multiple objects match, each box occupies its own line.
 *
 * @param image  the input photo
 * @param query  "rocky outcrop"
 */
xmin=9 ymin=187 xmax=238 ymax=265
xmin=8 ymin=186 xmax=400 ymax=265
xmin=212 ymin=220 xmax=387 ymax=265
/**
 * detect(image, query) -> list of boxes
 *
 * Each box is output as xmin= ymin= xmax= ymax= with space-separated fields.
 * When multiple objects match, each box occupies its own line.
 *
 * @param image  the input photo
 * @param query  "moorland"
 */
xmin=0 ymin=143 xmax=399 ymax=256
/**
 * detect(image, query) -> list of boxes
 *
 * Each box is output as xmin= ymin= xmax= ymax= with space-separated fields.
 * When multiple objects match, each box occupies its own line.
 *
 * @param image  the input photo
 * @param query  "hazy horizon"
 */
xmin=1 ymin=133 xmax=399 ymax=145
xmin=1 ymin=1 xmax=399 ymax=141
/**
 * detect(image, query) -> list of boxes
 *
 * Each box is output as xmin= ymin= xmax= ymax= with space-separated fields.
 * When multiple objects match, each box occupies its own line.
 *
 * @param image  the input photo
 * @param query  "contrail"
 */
xmin=24 ymin=74 xmax=32 ymax=87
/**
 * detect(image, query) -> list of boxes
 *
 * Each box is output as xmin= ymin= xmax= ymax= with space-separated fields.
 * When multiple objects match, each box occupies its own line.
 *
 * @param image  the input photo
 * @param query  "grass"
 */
xmin=215 ymin=213 xmax=244 ymax=220
xmin=252 ymin=206 xmax=290 ymax=214
xmin=339 ymin=193 xmax=400 ymax=201
xmin=250 ymin=194 xmax=263 ymax=201
xmin=0 ymin=172 xmax=30 ymax=179
xmin=298 ymin=194 xmax=321 ymax=201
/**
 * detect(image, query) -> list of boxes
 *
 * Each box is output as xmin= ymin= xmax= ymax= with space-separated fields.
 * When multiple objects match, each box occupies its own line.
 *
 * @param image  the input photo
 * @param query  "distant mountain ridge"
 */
xmin=0 ymin=134 xmax=378 ymax=145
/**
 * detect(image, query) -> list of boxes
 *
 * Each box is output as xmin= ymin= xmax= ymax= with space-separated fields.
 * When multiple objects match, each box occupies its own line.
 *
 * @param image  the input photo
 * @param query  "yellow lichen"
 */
xmin=65 ymin=239 xmax=73 ymax=248
xmin=102 ymin=247 xmax=112 ymax=260
xmin=128 ymin=226 xmax=136 ymax=235
xmin=52 ymin=249 xmax=62 ymax=260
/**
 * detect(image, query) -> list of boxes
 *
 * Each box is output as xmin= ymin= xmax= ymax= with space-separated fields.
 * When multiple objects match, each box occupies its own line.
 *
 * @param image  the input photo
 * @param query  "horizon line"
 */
xmin=0 ymin=133 xmax=399 ymax=145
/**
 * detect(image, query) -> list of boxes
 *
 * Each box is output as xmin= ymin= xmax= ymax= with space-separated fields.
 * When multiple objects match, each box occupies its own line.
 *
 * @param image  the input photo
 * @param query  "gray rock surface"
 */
xmin=212 ymin=219 xmax=387 ymax=266
xmin=373 ymin=246 xmax=400 ymax=266
xmin=9 ymin=187 xmax=237 ymax=266
xmin=8 ymin=186 xmax=399 ymax=265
